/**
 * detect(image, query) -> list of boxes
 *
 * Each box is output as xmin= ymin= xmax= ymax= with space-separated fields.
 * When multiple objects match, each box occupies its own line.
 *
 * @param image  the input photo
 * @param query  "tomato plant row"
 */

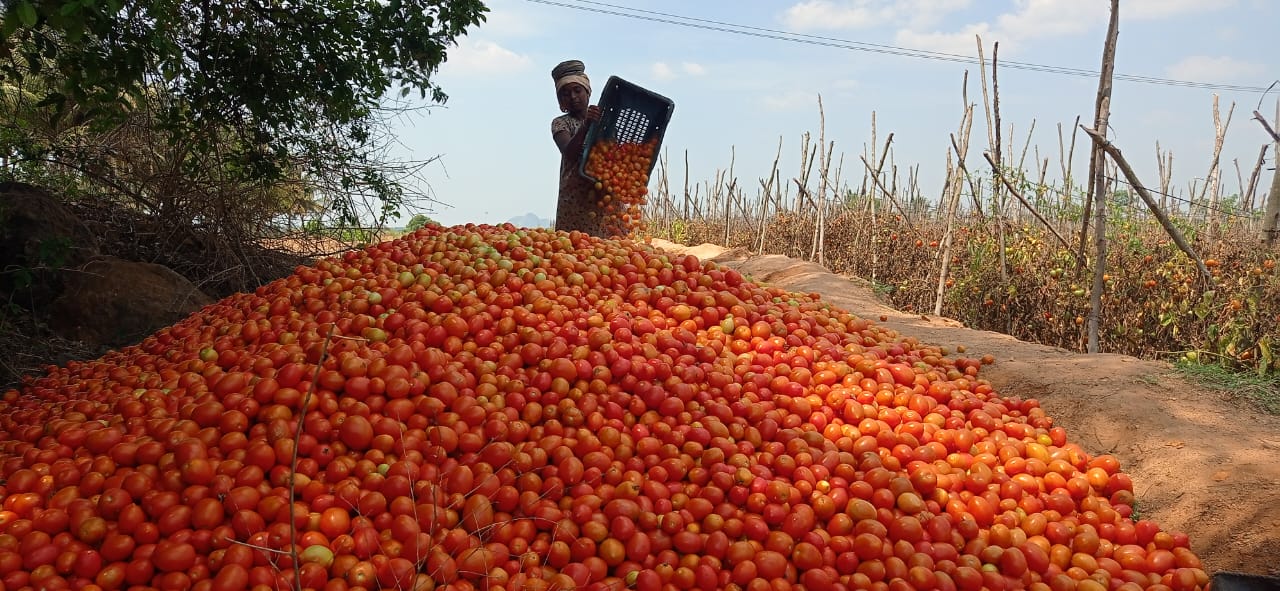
xmin=656 ymin=214 xmax=1279 ymax=376
xmin=0 ymin=225 xmax=1206 ymax=591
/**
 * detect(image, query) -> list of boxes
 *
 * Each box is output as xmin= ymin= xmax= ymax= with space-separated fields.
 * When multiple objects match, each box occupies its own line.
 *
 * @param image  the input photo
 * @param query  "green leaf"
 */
xmin=33 ymin=92 xmax=65 ymax=108
xmin=2 ymin=13 xmax=19 ymax=36
xmin=16 ymin=2 xmax=37 ymax=27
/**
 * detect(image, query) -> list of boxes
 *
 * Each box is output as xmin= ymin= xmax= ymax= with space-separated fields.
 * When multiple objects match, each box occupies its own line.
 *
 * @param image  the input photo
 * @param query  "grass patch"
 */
xmin=1175 ymin=362 xmax=1280 ymax=415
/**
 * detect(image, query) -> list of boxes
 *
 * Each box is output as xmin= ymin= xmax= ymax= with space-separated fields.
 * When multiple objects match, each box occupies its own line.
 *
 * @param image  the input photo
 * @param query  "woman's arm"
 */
xmin=553 ymin=106 xmax=602 ymax=159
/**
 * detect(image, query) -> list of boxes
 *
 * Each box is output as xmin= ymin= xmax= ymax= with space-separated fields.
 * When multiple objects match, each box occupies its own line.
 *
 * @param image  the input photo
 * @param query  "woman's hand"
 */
xmin=585 ymin=105 xmax=602 ymax=123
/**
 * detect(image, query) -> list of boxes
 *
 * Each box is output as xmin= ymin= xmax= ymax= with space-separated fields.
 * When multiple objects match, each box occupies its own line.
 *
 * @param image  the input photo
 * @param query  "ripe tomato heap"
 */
xmin=584 ymin=139 xmax=656 ymax=238
xmin=1 ymin=224 xmax=1207 ymax=591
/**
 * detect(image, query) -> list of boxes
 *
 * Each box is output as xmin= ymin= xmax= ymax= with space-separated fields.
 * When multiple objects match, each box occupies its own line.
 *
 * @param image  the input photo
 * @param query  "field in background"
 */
xmin=641 ymin=95 xmax=1280 ymax=377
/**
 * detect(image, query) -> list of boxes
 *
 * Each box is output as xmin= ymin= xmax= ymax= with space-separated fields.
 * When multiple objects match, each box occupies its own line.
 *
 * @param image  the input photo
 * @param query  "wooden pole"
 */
xmin=1202 ymin=96 xmax=1234 ymax=241
xmin=812 ymin=96 xmax=830 ymax=262
xmin=1244 ymin=145 xmax=1268 ymax=213
xmin=723 ymin=148 xmax=735 ymax=247
xmin=1156 ymin=142 xmax=1173 ymax=211
xmin=758 ymin=137 xmax=782 ymax=253
xmin=1058 ymin=115 xmax=1080 ymax=212
xmin=1085 ymin=0 xmax=1120 ymax=354
xmin=976 ymin=37 xmax=1009 ymax=289
xmin=1082 ymin=127 xmax=1213 ymax=281
xmin=1257 ymin=110 xmax=1280 ymax=245
xmin=935 ymin=72 xmax=975 ymax=316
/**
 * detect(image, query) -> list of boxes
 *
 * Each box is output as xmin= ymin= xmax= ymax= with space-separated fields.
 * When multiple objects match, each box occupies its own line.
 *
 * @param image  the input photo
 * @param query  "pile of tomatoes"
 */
xmin=0 ymin=224 xmax=1208 ymax=591
xmin=583 ymin=139 xmax=656 ymax=238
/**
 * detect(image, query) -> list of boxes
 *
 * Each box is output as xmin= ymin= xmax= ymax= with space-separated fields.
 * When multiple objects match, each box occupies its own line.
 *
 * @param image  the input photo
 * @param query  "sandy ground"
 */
xmin=654 ymin=239 xmax=1280 ymax=577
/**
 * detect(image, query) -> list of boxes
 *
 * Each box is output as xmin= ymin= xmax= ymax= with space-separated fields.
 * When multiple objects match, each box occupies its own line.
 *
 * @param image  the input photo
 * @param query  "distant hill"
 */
xmin=507 ymin=212 xmax=552 ymax=228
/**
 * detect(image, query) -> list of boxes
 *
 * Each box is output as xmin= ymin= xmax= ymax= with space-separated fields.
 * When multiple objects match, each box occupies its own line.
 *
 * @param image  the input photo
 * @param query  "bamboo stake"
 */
xmin=1244 ymin=144 xmax=1268 ymax=212
xmin=758 ymin=137 xmax=783 ymax=253
xmin=868 ymin=137 xmax=878 ymax=284
xmin=682 ymin=150 xmax=690 ymax=219
xmin=1057 ymin=117 xmax=1079 ymax=211
xmin=817 ymin=96 xmax=828 ymax=204
xmin=1256 ymin=109 xmax=1280 ymax=244
xmin=723 ymin=147 xmax=735 ymax=247
xmin=811 ymin=96 xmax=831 ymax=262
xmin=1036 ymin=156 xmax=1050 ymax=207
xmin=950 ymin=131 xmax=985 ymax=221
xmin=1082 ymin=127 xmax=1212 ymax=281
xmin=1084 ymin=0 xmax=1120 ymax=354
xmin=1201 ymin=96 xmax=1235 ymax=240
xmin=889 ymin=163 xmax=899 ymax=208
xmin=1156 ymin=142 xmax=1173 ymax=211
xmin=797 ymin=132 xmax=812 ymax=212
xmin=1257 ymin=109 xmax=1280 ymax=143
xmin=988 ymin=42 xmax=1010 ymax=292
xmin=1233 ymin=158 xmax=1244 ymax=217
xmin=907 ymin=164 xmax=921 ymax=212
xmin=975 ymin=36 xmax=1005 ymax=224
xmin=935 ymin=72 xmax=975 ymax=316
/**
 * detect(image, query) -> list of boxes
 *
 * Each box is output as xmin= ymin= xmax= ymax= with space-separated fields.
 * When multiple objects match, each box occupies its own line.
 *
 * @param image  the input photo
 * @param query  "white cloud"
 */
xmin=441 ymin=39 xmax=531 ymax=76
xmin=993 ymin=0 xmax=1102 ymax=38
xmin=1166 ymin=55 xmax=1266 ymax=83
xmin=651 ymin=61 xmax=707 ymax=82
xmin=781 ymin=0 xmax=970 ymax=31
xmin=472 ymin=0 xmax=544 ymax=38
xmin=652 ymin=62 xmax=677 ymax=82
xmin=886 ymin=0 xmax=1098 ymax=58
xmin=1126 ymin=0 xmax=1233 ymax=20
xmin=763 ymin=90 xmax=821 ymax=112
xmin=885 ymin=0 xmax=1237 ymax=59
xmin=782 ymin=0 xmax=885 ymax=30
xmin=893 ymin=23 xmax=991 ymax=57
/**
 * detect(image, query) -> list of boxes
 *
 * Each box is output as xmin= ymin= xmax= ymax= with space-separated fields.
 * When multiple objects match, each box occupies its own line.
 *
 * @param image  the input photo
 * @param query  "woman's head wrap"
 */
xmin=552 ymin=60 xmax=591 ymax=97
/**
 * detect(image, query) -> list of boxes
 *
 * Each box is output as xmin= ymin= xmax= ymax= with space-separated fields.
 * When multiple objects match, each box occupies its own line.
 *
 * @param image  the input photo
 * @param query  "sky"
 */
xmin=386 ymin=0 xmax=1277 ymax=227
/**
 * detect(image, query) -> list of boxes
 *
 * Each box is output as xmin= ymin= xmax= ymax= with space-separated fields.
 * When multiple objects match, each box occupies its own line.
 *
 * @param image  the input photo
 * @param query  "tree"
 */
xmin=405 ymin=214 xmax=436 ymax=232
xmin=1 ymin=0 xmax=487 ymax=189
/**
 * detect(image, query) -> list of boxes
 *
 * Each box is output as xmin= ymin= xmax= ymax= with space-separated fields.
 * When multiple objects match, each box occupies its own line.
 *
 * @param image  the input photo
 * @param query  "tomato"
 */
xmin=0 ymin=225 xmax=1212 ymax=591
xmin=211 ymin=564 xmax=249 ymax=591
xmin=153 ymin=541 xmax=197 ymax=572
xmin=318 ymin=507 xmax=351 ymax=539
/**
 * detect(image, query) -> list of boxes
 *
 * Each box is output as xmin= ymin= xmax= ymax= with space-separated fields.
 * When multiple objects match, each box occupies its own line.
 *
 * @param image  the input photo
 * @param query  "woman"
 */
xmin=550 ymin=60 xmax=606 ymax=236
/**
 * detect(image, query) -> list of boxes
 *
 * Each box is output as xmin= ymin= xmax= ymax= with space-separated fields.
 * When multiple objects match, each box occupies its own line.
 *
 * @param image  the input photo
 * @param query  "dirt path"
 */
xmin=654 ymin=240 xmax=1280 ymax=576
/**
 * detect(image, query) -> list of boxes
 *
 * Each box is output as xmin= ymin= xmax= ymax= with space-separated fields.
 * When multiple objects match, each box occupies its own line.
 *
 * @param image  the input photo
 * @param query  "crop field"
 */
xmin=641 ymin=102 xmax=1280 ymax=383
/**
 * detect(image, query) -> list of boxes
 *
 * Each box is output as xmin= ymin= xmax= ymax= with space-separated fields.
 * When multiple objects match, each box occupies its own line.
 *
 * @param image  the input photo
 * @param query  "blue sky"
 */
xmin=389 ymin=0 xmax=1277 ymax=227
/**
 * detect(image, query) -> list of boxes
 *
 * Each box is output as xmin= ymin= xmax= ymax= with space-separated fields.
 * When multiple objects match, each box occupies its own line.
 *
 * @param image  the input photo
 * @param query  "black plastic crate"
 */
xmin=1211 ymin=572 xmax=1280 ymax=591
xmin=578 ymin=76 xmax=674 ymax=184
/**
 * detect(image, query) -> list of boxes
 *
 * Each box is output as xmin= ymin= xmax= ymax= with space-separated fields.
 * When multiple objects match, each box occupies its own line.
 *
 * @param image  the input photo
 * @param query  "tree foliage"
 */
xmin=2 ymin=0 xmax=486 ymax=142
xmin=1 ymin=0 xmax=487 ymax=201
xmin=405 ymin=213 xmax=436 ymax=232
xmin=0 ymin=0 xmax=482 ymax=298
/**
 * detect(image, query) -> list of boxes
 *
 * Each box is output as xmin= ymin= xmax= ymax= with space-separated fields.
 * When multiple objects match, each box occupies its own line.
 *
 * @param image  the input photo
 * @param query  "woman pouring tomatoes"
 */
xmin=549 ymin=59 xmax=608 ymax=237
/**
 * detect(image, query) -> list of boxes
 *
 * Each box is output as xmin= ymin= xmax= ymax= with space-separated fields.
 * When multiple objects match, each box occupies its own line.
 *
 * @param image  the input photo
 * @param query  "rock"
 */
xmin=48 ymin=256 xmax=215 ymax=348
xmin=0 ymin=181 xmax=100 ymax=301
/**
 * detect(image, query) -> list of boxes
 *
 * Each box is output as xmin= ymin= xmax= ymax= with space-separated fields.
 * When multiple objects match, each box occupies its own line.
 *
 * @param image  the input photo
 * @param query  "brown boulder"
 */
xmin=0 ymin=182 xmax=100 ymax=301
xmin=49 ymin=256 xmax=215 ymax=348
